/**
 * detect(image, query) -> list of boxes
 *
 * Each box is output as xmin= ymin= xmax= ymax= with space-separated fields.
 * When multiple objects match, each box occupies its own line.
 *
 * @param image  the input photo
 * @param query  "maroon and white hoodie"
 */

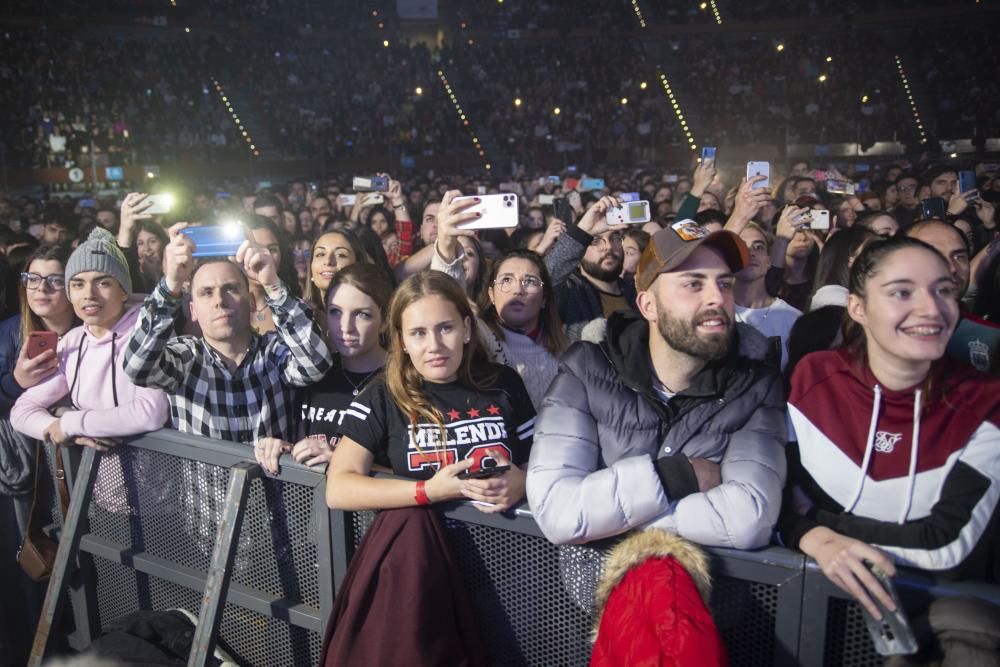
xmin=782 ymin=349 xmax=1000 ymax=580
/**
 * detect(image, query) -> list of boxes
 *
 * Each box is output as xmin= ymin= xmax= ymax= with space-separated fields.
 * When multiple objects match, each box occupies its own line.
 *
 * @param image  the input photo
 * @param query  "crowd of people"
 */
xmin=0 ymin=150 xmax=998 ymax=663
xmin=4 ymin=2 xmax=1000 ymax=170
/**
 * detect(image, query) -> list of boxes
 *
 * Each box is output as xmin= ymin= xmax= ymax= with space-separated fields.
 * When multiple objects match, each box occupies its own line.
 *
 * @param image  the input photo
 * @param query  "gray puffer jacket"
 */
xmin=527 ymin=310 xmax=787 ymax=549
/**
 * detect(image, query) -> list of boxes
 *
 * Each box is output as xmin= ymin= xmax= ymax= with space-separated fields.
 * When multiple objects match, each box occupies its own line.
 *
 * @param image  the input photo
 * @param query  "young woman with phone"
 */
xmin=781 ymin=236 xmax=1000 ymax=622
xmin=254 ymin=264 xmax=391 ymax=474
xmin=0 ymin=244 xmax=80 ymax=661
xmin=326 ymin=270 xmax=535 ymax=513
xmin=430 ymin=190 xmax=569 ymax=408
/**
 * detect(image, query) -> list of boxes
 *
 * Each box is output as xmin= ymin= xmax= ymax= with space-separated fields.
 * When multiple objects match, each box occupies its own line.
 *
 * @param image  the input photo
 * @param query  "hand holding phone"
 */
xmin=14 ymin=332 xmax=60 ymax=389
xmin=454 ymin=193 xmax=519 ymax=230
xmin=352 ymin=175 xmax=389 ymax=192
xmin=146 ymin=193 xmax=174 ymax=215
xmin=746 ymin=161 xmax=771 ymax=190
xmin=862 ymin=563 xmax=918 ymax=656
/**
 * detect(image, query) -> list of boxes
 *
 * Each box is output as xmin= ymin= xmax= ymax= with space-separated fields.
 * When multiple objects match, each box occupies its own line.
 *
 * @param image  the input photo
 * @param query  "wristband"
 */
xmin=415 ymin=480 xmax=430 ymax=506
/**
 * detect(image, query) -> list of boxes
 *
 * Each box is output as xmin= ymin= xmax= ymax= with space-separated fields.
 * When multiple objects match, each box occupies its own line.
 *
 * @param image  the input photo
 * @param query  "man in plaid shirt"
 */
xmin=124 ymin=222 xmax=331 ymax=443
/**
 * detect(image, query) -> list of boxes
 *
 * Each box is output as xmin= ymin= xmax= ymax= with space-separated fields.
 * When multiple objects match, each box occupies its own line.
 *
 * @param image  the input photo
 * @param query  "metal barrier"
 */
xmin=31 ymin=429 xmax=1000 ymax=667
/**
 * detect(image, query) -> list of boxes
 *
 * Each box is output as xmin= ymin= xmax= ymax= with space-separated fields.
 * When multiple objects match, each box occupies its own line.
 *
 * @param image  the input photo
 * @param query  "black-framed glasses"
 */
xmin=21 ymin=272 xmax=65 ymax=291
xmin=493 ymin=275 xmax=544 ymax=293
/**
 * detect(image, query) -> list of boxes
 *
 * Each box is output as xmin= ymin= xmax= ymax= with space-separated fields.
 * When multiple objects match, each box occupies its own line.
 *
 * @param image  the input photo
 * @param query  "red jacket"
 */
xmin=590 ymin=529 xmax=728 ymax=667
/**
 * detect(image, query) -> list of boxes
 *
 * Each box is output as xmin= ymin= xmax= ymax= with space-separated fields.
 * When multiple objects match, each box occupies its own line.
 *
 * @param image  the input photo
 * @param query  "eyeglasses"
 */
xmin=896 ymin=184 xmax=917 ymax=192
xmin=591 ymin=233 xmax=624 ymax=250
xmin=493 ymin=275 xmax=544 ymax=293
xmin=21 ymin=272 xmax=66 ymax=291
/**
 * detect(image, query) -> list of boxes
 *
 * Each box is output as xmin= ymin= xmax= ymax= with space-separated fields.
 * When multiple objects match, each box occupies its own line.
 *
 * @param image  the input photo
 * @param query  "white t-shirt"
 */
xmin=736 ymin=298 xmax=802 ymax=369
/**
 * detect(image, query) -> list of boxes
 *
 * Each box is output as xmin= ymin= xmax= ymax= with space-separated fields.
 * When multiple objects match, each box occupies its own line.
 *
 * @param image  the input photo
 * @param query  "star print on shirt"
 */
xmin=447 ymin=409 xmax=461 ymax=421
xmin=487 ymin=404 xmax=501 ymax=416
xmin=467 ymin=408 xmax=481 ymax=418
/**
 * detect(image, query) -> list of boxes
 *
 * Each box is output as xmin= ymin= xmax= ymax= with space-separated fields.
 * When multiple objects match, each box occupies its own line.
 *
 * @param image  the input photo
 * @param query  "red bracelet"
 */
xmin=415 ymin=480 xmax=430 ymax=506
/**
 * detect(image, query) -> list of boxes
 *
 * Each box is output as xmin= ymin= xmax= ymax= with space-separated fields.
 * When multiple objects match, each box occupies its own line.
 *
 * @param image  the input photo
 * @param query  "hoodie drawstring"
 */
xmin=67 ymin=336 xmax=87 ymax=409
xmin=110 ymin=333 xmax=119 ymax=408
xmin=65 ymin=332 xmax=120 ymax=409
xmin=897 ymin=389 xmax=922 ymax=524
xmin=845 ymin=384 xmax=882 ymax=514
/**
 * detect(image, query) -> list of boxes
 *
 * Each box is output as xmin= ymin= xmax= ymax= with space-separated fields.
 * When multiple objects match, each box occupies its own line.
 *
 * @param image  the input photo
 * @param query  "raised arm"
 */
xmin=123 ymin=223 xmax=199 ymax=391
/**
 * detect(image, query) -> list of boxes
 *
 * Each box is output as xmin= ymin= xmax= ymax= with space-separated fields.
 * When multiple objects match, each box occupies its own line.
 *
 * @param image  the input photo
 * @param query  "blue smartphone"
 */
xmin=580 ymin=178 xmax=605 ymax=192
xmin=181 ymin=224 xmax=247 ymax=257
xmin=959 ymin=170 xmax=977 ymax=194
xmin=701 ymin=146 xmax=717 ymax=162
xmin=78 ymin=198 xmax=97 ymax=209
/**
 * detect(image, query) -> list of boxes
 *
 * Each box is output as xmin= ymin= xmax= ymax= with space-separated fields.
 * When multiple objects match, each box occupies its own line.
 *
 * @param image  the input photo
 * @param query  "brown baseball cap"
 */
xmin=635 ymin=220 xmax=749 ymax=292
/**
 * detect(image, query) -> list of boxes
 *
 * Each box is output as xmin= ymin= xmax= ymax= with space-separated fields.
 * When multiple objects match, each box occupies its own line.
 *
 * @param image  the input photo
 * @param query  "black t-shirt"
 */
xmin=297 ymin=365 xmax=382 ymax=447
xmin=338 ymin=364 xmax=536 ymax=479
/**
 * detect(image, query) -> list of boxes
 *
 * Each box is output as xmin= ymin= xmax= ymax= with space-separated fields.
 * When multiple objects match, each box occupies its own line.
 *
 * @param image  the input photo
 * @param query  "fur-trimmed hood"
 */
xmin=593 ymin=529 xmax=713 ymax=623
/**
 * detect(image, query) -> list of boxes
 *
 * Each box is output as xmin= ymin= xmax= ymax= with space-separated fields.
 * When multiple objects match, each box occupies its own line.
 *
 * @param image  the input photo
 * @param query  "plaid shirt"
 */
xmin=123 ymin=279 xmax=332 ymax=443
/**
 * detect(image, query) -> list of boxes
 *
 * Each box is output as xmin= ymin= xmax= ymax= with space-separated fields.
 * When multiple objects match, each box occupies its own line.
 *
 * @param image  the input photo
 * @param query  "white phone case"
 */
xmin=455 ymin=194 xmax=519 ymax=230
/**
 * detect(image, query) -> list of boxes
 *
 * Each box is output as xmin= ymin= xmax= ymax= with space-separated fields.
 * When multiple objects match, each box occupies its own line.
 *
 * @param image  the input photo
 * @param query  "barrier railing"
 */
xmin=30 ymin=429 xmax=1000 ymax=667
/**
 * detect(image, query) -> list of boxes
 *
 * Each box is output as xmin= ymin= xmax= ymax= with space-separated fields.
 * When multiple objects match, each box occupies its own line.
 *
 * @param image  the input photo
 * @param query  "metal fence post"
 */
xmin=187 ymin=461 xmax=260 ymax=667
xmin=29 ymin=447 xmax=100 ymax=667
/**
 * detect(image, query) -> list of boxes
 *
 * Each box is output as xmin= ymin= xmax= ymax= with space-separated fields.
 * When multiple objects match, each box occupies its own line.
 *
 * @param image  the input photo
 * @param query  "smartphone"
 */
xmin=701 ymin=146 xmax=717 ymax=163
xmin=921 ymin=197 xmax=947 ymax=220
xmin=553 ymin=197 xmax=574 ymax=225
xmin=352 ymin=175 xmax=389 ymax=192
xmin=607 ymin=200 xmax=651 ymax=226
xmin=538 ymin=194 xmax=555 ymax=205
xmin=580 ymin=178 xmax=605 ymax=192
xmin=959 ymin=170 xmax=977 ymax=194
xmin=827 ymin=179 xmax=856 ymax=196
xmin=458 ymin=464 xmax=511 ymax=480
xmin=337 ymin=194 xmax=357 ymax=207
xmin=26 ymin=331 xmax=58 ymax=359
xmin=863 ymin=564 xmax=919 ymax=656
xmin=146 ymin=194 xmax=174 ymax=215
xmin=746 ymin=162 xmax=771 ymax=190
xmin=546 ymin=175 xmax=561 ymax=184
xmin=663 ymin=174 xmax=679 ymax=183
xmin=855 ymin=163 xmax=871 ymax=173
xmin=78 ymin=198 xmax=97 ymax=209
xmin=454 ymin=193 xmax=519 ymax=230
xmin=809 ymin=209 xmax=831 ymax=230
xmin=476 ymin=185 xmax=487 ymax=196
xmin=180 ymin=223 xmax=247 ymax=257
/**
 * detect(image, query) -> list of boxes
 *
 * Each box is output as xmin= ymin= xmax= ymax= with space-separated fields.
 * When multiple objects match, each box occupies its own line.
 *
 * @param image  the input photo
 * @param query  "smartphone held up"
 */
xmin=455 ymin=193 xmax=519 ymax=230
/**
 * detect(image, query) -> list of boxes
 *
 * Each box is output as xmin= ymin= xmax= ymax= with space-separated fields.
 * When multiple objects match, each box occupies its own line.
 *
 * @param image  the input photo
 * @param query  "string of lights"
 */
xmin=659 ymin=72 xmax=697 ymax=153
xmin=630 ymin=0 xmax=647 ymax=29
xmin=894 ymin=55 xmax=928 ymax=145
xmin=700 ymin=1 xmax=723 ymax=25
xmin=213 ymin=79 xmax=259 ymax=157
xmin=437 ymin=69 xmax=491 ymax=171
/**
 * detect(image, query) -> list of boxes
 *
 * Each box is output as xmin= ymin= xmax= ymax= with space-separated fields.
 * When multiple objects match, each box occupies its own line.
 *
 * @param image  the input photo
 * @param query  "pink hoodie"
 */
xmin=11 ymin=302 xmax=168 ymax=441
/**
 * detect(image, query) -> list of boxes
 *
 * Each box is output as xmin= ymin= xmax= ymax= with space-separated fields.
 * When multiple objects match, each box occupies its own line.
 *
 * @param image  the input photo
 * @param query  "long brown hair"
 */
xmin=303 ymin=229 xmax=370 ymax=316
xmin=19 ymin=245 xmax=78 ymax=342
xmin=478 ymin=249 xmax=568 ymax=357
xmin=385 ymin=271 xmax=496 ymax=445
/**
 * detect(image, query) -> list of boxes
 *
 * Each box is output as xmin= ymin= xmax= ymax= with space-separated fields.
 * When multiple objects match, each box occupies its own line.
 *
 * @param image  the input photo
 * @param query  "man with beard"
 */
xmin=124 ymin=223 xmax=331 ymax=442
xmin=547 ymin=196 xmax=637 ymax=341
xmin=527 ymin=222 xmax=787 ymax=549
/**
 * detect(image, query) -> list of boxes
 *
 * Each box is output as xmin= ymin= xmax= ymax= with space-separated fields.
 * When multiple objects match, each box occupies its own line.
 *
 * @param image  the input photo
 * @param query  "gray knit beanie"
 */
xmin=65 ymin=227 xmax=132 ymax=296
